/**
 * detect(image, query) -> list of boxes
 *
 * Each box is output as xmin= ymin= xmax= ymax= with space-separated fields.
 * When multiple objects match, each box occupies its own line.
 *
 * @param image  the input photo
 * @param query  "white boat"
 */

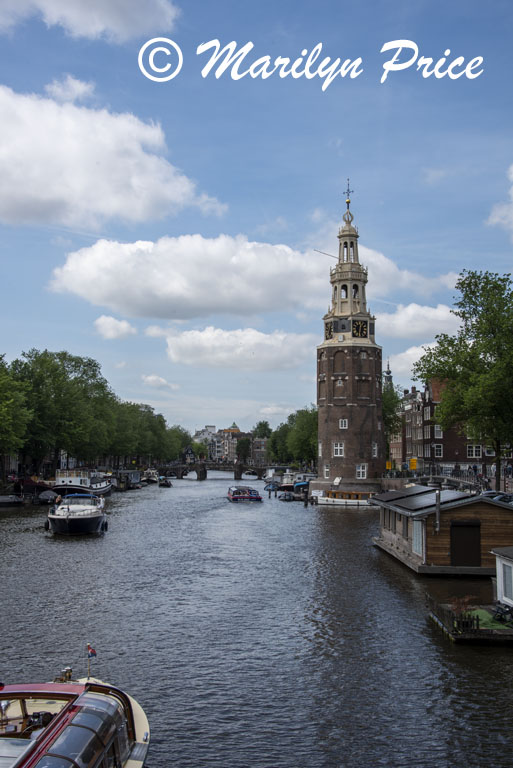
xmin=0 ymin=668 xmax=150 ymax=768
xmin=142 ymin=468 xmax=159 ymax=484
xmin=52 ymin=469 xmax=112 ymax=496
xmin=316 ymin=491 xmax=374 ymax=508
xmin=46 ymin=493 xmax=107 ymax=535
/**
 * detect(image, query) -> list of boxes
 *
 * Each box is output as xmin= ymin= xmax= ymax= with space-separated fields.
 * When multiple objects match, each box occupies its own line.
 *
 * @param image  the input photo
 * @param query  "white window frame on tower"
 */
xmin=356 ymin=464 xmax=367 ymax=479
xmin=318 ymin=442 xmax=322 ymax=458
xmin=372 ymin=442 xmax=378 ymax=458
xmin=333 ymin=442 xmax=344 ymax=457
xmin=324 ymin=464 xmax=330 ymax=479
xmin=339 ymin=418 xmax=348 ymax=429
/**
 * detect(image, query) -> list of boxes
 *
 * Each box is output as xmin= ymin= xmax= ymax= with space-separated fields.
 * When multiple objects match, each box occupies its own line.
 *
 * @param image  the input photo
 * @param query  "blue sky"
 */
xmin=1 ymin=0 xmax=513 ymax=432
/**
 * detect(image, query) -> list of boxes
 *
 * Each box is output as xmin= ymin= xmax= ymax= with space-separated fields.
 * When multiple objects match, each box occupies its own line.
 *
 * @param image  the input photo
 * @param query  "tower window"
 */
xmin=341 ymin=284 xmax=348 ymax=299
xmin=350 ymin=242 xmax=354 ymax=261
xmin=356 ymin=464 xmax=367 ymax=479
xmin=324 ymin=464 xmax=330 ymax=479
xmin=353 ymin=284 xmax=359 ymax=298
xmin=372 ymin=442 xmax=378 ymax=457
xmin=343 ymin=242 xmax=348 ymax=261
xmin=318 ymin=442 xmax=322 ymax=458
xmin=333 ymin=286 xmax=337 ymax=303
xmin=333 ymin=442 xmax=344 ymax=457
xmin=339 ymin=418 xmax=348 ymax=429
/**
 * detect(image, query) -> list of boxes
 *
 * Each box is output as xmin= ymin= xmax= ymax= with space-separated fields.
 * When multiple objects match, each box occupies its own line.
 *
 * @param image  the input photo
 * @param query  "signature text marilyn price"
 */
xmin=138 ymin=38 xmax=484 ymax=89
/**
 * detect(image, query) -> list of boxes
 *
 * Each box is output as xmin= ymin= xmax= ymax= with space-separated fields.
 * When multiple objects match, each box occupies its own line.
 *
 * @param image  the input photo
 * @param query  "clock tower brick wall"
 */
xmin=312 ymin=193 xmax=385 ymax=495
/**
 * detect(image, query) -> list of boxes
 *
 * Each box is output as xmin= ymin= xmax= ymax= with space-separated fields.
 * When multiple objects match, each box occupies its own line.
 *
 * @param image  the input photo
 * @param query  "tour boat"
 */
xmin=142 ymin=468 xmax=159 ymax=484
xmin=46 ymin=494 xmax=107 ymax=535
xmin=52 ymin=469 xmax=112 ymax=496
xmin=227 ymin=486 xmax=263 ymax=502
xmin=0 ymin=668 xmax=150 ymax=768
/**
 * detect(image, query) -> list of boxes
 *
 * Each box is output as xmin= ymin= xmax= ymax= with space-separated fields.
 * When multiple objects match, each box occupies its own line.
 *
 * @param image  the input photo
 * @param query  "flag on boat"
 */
xmin=87 ymin=643 xmax=97 ymax=658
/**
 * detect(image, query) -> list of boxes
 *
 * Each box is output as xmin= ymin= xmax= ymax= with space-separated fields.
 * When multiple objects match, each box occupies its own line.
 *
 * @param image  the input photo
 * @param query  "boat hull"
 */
xmin=48 ymin=512 xmax=107 ymax=535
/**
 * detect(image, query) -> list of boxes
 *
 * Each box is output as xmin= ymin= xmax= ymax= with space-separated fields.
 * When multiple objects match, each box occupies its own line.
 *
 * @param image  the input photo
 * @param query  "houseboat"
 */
xmin=0 ymin=669 xmax=150 ymax=768
xmin=227 ymin=486 xmax=263 ymax=502
xmin=371 ymin=485 xmax=513 ymax=575
xmin=316 ymin=489 xmax=374 ymax=508
xmin=46 ymin=494 xmax=107 ymax=535
xmin=52 ymin=469 xmax=112 ymax=496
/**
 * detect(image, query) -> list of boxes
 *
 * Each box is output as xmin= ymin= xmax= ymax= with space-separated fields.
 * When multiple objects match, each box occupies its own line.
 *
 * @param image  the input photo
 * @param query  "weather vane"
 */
xmin=345 ymin=178 xmax=354 ymax=208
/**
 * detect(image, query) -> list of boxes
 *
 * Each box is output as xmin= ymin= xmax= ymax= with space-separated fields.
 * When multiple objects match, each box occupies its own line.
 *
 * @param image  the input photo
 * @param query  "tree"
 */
xmin=0 ymin=356 xmax=31 ymax=478
xmin=236 ymin=437 xmax=251 ymax=462
xmin=286 ymin=407 xmax=317 ymax=465
xmin=267 ymin=422 xmax=293 ymax=464
xmin=413 ymin=270 xmax=513 ymax=488
xmin=252 ymin=420 xmax=272 ymax=438
xmin=382 ymin=383 xmax=403 ymax=460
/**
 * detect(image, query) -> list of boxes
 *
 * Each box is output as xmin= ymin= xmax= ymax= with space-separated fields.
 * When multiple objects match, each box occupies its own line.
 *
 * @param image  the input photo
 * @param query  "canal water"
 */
xmin=2 ymin=473 xmax=513 ymax=768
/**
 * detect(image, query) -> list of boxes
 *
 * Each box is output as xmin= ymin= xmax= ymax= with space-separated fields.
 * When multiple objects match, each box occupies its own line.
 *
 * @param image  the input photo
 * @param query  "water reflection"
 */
xmin=1 ymin=477 xmax=513 ymax=767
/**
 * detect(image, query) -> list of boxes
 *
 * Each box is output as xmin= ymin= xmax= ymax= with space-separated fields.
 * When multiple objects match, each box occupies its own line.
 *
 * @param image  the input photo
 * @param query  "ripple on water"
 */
xmin=2 ymin=477 xmax=513 ymax=767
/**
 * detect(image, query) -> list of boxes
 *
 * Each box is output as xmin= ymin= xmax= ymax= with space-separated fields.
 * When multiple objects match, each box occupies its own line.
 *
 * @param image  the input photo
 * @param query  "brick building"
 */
xmin=312 ymin=189 xmax=385 ymax=498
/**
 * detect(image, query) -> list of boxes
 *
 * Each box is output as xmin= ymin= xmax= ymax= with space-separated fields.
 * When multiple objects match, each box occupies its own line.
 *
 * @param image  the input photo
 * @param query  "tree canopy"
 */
xmin=413 ymin=270 xmax=513 ymax=485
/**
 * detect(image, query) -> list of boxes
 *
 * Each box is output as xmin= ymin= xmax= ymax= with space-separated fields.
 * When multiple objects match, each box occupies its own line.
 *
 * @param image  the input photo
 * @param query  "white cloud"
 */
xmin=45 ymin=75 xmax=95 ymax=103
xmin=51 ymin=234 xmax=325 ymax=318
xmin=142 ymin=374 xmax=179 ymax=390
xmin=94 ymin=315 xmax=136 ymax=339
xmin=51 ymin=232 xmax=456 ymax=321
xmin=376 ymin=303 xmax=460 ymax=339
xmin=146 ymin=325 xmax=318 ymax=371
xmin=388 ymin=343 xmax=436 ymax=385
xmin=0 ymin=84 xmax=224 ymax=229
xmin=488 ymin=164 xmax=513 ymax=239
xmin=0 ymin=0 xmax=179 ymax=42
xmin=115 ymin=361 xmax=127 ymax=369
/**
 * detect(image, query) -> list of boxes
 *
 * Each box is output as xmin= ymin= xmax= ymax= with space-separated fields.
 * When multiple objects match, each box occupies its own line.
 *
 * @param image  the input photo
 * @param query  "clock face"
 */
xmin=352 ymin=320 xmax=368 ymax=338
xmin=325 ymin=321 xmax=333 ymax=340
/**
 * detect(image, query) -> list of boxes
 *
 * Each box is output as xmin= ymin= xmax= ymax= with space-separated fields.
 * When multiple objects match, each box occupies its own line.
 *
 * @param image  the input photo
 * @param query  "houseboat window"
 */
xmin=402 ymin=516 xmax=408 ymax=538
xmin=503 ymin=563 xmax=513 ymax=601
xmin=48 ymin=724 xmax=104 ymax=768
xmin=412 ymin=520 xmax=423 ymax=556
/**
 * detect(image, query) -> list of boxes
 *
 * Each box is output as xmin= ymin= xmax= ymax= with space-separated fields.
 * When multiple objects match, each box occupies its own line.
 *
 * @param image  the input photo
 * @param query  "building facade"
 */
xmin=314 ymin=190 xmax=385 ymax=496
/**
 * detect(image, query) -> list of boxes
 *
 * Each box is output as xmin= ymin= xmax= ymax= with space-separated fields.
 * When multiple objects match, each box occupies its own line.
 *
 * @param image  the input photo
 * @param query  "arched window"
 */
xmin=333 ymin=286 xmax=337 ymax=304
xmin=350 ymin=242 xmax=354 ymax=261
xmin=353 ymin=284 xmax=359 ymax=298
xmin=343 ymin=242 xmax=348 ymax=261
xmin=341 ymin=284 xmax=347 ymax=299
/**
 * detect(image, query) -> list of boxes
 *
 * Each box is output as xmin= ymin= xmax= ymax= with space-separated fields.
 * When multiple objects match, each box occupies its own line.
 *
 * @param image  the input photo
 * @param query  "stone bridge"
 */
xmin=159 ymin=463 xmax=267 ymax=481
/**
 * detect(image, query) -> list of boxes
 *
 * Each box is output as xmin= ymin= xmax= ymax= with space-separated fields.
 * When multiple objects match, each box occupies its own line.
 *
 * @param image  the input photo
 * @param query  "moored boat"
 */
xmin=227 ymin=486 xmax=263 ymax=502
xmin=46 ymin=493 xmax=107 ymax=535
xmin=142 ymin=468 xmax=159 ymax=484
xmin=0 ymin=669 xmax=150 ymax=768
xmin=52 ymin=469 xmax=112 ymax=496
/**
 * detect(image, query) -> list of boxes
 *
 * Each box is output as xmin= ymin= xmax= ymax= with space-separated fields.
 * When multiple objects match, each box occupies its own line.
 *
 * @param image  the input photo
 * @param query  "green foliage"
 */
xmin=382 ymin=383 xmax=403 ymax=442
xmin=252 ymin=420 xmax=272 ymax=438
xmin=191 ymin=440 xmax=209 ymax=459
xmin=413 ymin=270 xmax=513 ymax=482
xmin=267 ymin=406 xmax=318 ymax=465
xmin=236 ymin=436 xmax=251 ymax=461
xmin=0 ymin=355 xmax=31 ymax=457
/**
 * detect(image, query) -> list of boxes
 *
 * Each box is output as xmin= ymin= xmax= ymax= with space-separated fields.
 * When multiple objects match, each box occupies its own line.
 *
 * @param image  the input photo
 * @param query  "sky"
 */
xmin=1 ymin=0 xmax=513 ymax=434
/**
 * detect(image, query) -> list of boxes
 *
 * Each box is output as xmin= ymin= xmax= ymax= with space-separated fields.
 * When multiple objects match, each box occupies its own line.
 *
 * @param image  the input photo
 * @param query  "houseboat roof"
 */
xmin=490 ymin=546 xmax=513 ymax=561
xmin=370 ymin=485 xmax=513 ymax=518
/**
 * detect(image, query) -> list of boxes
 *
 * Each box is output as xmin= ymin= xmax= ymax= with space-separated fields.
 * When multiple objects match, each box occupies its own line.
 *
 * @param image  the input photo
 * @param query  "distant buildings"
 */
xmin=192 ymin=423 xmax=268 ymax=465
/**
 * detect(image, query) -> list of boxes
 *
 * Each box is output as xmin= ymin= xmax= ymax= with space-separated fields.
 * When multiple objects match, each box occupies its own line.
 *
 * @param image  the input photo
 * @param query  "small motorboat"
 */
xmin=159 ymin=476 xmax=173 ymax=487
xmin=0 ymin=667 xmax=150 ymax=768
xmin=0 ymin=495 xmax=25 ymax=508
xmin=227 ymin=486 xmax=263 ymax=502
xmin=46 ymin=493 xmax=107 ymax=535
xmin=279 ymin=491 xmax=296 ymax=502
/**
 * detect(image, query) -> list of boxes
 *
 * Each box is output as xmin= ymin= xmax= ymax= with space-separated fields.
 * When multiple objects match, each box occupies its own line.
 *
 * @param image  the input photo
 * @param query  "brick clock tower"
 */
xmin=314 ymin=185 xmax=385 ymax=499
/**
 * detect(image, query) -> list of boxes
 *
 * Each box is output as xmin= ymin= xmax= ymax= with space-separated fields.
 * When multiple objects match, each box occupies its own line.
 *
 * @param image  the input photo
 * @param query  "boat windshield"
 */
xmin=62 ymin=497 xmax=98 ymax=506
